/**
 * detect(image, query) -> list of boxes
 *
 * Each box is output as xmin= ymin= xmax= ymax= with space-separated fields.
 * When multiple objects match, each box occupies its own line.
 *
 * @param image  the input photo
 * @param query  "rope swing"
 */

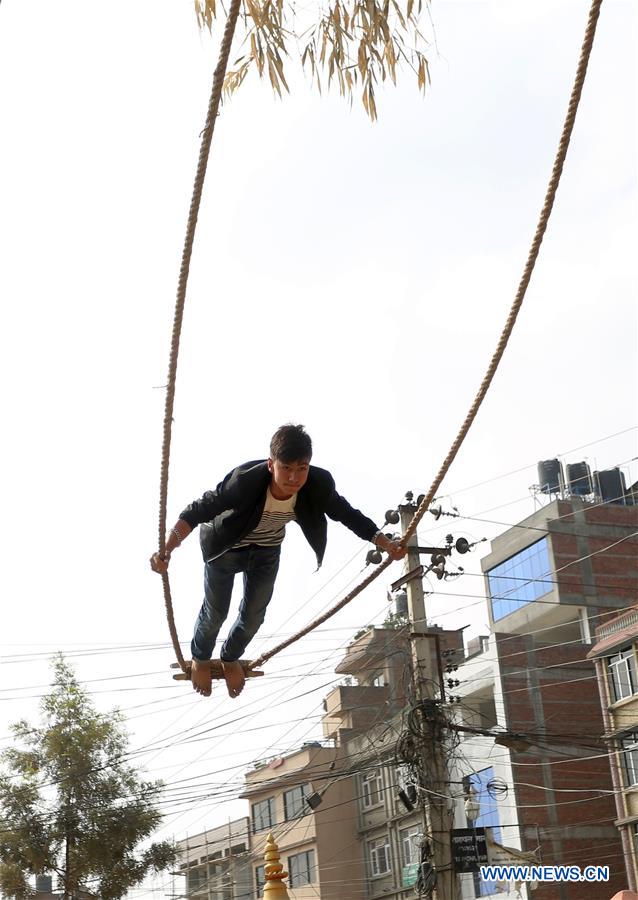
xmin=157 ymin=0 xmax=604 ymax=678
xmin=158 ymin=0 xmax=242 ymax=674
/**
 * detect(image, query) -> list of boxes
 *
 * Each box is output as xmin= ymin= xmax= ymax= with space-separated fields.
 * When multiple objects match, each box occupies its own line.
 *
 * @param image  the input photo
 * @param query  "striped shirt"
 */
xmin=233 ymin=488 xmax=297 ymax=549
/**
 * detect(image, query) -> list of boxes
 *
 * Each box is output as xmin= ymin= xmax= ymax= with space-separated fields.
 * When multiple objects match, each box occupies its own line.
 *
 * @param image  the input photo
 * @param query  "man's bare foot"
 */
xmin=221 ymin=660 xmax=245 ymax=698
xmin=191 ymin=659 xmax=212 ymax=697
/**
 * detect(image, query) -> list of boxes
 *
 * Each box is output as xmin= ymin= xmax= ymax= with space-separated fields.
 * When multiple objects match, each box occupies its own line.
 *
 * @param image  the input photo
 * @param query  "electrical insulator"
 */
xmin=429 ymin=505 xmax=443 ymax=520
xmin=432 ymin=562 xmax=445 ymax=580
xmin=455 ymin=537 xmax=470 ymax=554
xmin=384 ymin=509 xmax=400 ymax=525
xmin=366 ymin=548 xmax=383 ymax=565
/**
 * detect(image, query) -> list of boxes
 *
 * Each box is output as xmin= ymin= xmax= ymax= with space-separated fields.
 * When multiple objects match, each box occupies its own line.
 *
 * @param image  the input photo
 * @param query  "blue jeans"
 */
xmin=191 ymin=545 xmax=281 ymax=662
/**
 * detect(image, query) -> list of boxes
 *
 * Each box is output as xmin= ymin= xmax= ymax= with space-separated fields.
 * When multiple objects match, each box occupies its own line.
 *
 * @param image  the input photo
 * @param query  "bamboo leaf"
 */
xmin=195 ymin=0 xmax=432 ymax=119
xmin=368 ymin=82 xmax=377 ymax=120
xmin=267 ymin=53 xmax=282 ymax=96
xmin=417 ymin=55 xmax=425 ymax=91
xmin=357 ymin=38 xmax=367 ymax=79
xmin=272 ymin=51 xmax=290 ymax=91
xmin=391 ymin=0 xmax=406 ymax=28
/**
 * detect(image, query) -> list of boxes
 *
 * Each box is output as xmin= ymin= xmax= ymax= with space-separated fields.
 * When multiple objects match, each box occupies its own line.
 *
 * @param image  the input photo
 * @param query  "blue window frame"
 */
xmin=468 ymin=768 xmax=502 ymax=897
xmin=488 ymin=538 xmax=551 ymax=621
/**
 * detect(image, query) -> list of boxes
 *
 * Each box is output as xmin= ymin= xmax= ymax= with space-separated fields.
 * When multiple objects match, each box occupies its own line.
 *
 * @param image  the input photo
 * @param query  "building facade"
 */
xmin=241 ymin=741 xmax=363 ymax=899
xmin=477 ymin=496 xmax=637 ymax=899
xmin=450 ymin=634 xmax=526 ymax=900
xmin=176 ymin=818 xmax=253 ymax=900
xmin=588 ymin=605 xmax=638 ymax=891
xmin=321 ymin=624 xmax=465 ymax=900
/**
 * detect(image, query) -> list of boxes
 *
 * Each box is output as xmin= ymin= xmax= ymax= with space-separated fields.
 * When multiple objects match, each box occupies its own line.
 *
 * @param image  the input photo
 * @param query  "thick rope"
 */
xmin=158 ymin=0 xmax=243 ymax=673
xmin=249 ymin=0 xmax=603 ymax=671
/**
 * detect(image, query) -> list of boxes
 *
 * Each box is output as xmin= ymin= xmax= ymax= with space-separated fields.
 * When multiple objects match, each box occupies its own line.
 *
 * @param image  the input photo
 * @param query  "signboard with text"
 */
xmin=402 ymin=863 xmax=419 ymax=887
xmin=451 ymin=828 xmax=488 ymax=873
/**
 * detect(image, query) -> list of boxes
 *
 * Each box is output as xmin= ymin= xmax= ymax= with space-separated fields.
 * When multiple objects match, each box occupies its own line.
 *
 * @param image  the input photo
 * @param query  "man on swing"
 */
xmin=150 ymin=424 xmax=406 ymax=698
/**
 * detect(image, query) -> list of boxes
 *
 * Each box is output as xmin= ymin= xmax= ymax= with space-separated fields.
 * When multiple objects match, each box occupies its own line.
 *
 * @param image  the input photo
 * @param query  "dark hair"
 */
xmin=269 ymin=424 xmax=313 ymax=463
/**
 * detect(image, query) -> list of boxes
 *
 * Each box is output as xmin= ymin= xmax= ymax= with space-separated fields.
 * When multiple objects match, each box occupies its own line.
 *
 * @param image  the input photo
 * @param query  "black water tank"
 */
xmin=567 ymin=461 xmax=592 ymax=495
xmin=538 ymin=459 xmax=562 ymax=494
xmin=595 ymin=468 xmax=627 ymax=504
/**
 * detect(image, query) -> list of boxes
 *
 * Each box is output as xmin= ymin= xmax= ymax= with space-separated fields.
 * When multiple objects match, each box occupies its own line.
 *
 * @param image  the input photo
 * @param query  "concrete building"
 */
xmin=588 ymin=605 xmax=638 ymax=891
xmin=321 ymin=624 xmax=464 ymax=900
xmin=176 ymin=818 xmax=253 ymax=900
xmin=321 ymin=624 xmax=413 ymax=744
xmin=241 ymin=741 xmax=363 ymax=899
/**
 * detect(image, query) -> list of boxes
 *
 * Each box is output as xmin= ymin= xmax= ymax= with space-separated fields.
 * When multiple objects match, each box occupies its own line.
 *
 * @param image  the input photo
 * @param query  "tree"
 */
xmin=196 ymin=0 xmax=432 ymax=120
xmin=0 ymin=656 xmax=176 ymax=900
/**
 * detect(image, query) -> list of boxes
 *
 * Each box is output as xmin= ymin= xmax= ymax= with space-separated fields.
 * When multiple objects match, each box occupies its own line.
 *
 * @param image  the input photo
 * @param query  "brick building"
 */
xmin=476 ymin=496 xmax=638 ymax=899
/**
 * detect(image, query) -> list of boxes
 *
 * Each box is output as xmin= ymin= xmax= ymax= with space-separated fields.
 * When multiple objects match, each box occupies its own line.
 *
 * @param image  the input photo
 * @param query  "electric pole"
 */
xmin=399 ymin=495 xmax=456 ymax=900
xmin=227 ymin=819 xmax=236 ymax=900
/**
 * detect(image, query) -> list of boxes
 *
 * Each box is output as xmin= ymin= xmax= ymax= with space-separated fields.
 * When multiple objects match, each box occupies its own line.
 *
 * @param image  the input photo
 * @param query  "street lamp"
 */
xmin=464 ymin=785 xmax=481 ymax=823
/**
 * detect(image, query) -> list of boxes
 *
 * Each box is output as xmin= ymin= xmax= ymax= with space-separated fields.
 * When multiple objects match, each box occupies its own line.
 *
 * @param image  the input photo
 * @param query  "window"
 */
xmin=467 ymin=768 xmax=502 ymax=898
xmin=255 ymin=864 xmax=266 ymax=895
xmin=608 ymin=648 xmax=637 ymax=702
xmin=488 ymin=538 xmax=551 ymax=621
xmin=252 ymin=797 xmax=275 ymax=832
xmin=284 ymin=784 xmax=308 ymax=820
xmin=372 ymin=671 xmax=386 ymax=687
xmin=400 ymin=825 xmax=421 ymax=866
xmin=621 ymin=733 xmax=638 ymax=786
xmin=187 ymin=866 xmax=206 ymax=894
xmin=207 ymin=862 xmax=232 ymax=900
xmin=361 ymin=768 xmax=384 ymax=808
xmin=209 ymin=886 xmax=231 ymax=900
xmin=288 ymin=850 xmax=316 ymax=887
xmin=226 ymin=842 xmax=246 ymax=855
xmin=368 ymin=836 xmax=391 ymax=876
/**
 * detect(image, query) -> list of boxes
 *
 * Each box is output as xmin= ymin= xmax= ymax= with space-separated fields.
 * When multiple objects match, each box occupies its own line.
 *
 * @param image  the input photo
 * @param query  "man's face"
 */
xmin=268 ymin=457 xmax=310 ymax=499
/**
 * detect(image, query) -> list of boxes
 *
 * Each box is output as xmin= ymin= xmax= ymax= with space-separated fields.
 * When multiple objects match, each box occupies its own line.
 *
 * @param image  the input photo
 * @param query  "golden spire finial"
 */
xmin=261 ymin=832 xmax=290 ymax=899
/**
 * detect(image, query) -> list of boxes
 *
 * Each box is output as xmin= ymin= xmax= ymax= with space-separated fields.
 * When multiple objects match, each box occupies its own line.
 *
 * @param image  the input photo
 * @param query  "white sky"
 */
xmin=0 ymin=0 xmax=636 ymax=893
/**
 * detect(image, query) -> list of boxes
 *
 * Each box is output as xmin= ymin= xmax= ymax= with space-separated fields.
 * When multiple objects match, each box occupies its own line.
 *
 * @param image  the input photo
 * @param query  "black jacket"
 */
xmin=179 ymin=460 xmax=379 ymax=567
